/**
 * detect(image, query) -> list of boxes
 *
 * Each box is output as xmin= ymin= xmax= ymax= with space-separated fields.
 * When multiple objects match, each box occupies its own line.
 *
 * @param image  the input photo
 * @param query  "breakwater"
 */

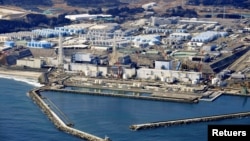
xmin=28 ymin=88 xmax=110 ymax=141
xmin=44 ymin=87 xmax=198 ymax=103
xmin=130 ymin=111 xmax=250 ymax=131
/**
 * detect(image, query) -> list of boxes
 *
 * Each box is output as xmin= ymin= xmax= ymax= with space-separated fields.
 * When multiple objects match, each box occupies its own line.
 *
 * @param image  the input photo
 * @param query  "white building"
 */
xmin=16 ymin=58 xmax=45 ymax=68
xmin=155 ymin=60 xmax=172 ymax=70
xmin=0 ymin=36 xmax=10 ymax=42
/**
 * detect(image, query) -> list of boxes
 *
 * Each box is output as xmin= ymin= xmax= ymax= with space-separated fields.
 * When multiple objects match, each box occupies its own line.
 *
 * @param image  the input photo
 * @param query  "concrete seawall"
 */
xmin=130 ymin=111 xmax=250 ymax=131
xmin=44 ymin=88 xmax=199 ymax=103
xmin=28 ymin=88 xmax=110 ymax=141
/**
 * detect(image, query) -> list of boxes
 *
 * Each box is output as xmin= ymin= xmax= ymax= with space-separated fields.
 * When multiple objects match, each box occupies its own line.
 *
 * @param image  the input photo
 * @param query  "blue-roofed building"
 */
xmin=4 ymin=41 xmax=15 ymax=47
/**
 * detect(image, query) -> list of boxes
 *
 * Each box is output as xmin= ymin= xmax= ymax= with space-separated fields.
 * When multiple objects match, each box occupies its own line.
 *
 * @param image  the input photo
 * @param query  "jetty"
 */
xmin=28 ymin=87 xmax=111 ymax=141
xmin=199 ymin=91 xmax=223 ymax=101
xmin=129 ymin=111 xmax=250 ymax=131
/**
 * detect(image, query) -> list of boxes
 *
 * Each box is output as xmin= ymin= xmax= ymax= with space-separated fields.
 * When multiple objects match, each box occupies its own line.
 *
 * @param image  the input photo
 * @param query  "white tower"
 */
xmin=58 ymin=33 xmax=64 ymax=68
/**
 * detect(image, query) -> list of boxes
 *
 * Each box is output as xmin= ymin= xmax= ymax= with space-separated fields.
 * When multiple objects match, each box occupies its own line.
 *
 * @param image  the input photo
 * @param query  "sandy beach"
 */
xmin=0 ymin=69 xmax=42 ymax=80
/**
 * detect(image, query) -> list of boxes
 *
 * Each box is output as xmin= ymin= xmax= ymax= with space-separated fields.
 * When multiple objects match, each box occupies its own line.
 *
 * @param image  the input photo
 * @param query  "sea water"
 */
xmin=1 ymin=76 xmax=250 ymax=141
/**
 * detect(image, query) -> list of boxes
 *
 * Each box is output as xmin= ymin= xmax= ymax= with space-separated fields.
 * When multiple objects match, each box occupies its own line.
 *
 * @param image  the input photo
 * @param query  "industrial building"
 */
xmin=71 ymin=53 xmax=100 ymax=64
xmin=16 ymin=58 xmax=45 ymax=68
xmin=27 ymin=41 xmax=53 ymax=48
xmin=188 ymin=54 xmax=210 ymax=62
xmin=117 ymin=55 xmax=132 ymax=65
xmin=4 ymin=41 xmax=15 ymax=47
xmin=154 ymin=60 xmax=172 ymax=70
xmin=201 ymin=45 xmax=217 ymax=52
xmin=150 ymin=17 xmax=179 ymax=26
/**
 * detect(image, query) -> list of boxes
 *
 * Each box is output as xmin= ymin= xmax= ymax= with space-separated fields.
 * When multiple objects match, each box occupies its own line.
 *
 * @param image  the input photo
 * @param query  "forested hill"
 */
xmin=0 ymin=0 xmax=122 ymax=7
xmin=0 ymin=0 xmax=52 ymax=6
xmin=187 ymin=0 xmax=250 ymax=8
xmin=0 ymin=0 xmax=249 ymax=8
xmin=64 ymin=0 xmax=122 ymax=7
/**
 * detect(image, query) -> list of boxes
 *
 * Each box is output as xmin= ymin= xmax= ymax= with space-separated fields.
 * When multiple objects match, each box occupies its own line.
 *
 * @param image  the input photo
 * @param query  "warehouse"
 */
xmin=150 ymin=17 xmax=179 ymax=26
xmin=16 ymin=58 xmax=45 ymax=68
xmin=4 ymin=41 xmax=15 ymax=47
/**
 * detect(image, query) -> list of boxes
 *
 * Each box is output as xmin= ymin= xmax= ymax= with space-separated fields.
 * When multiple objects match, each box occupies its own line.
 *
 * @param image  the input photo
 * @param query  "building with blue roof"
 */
xmin=4 ymin=41 xmax=15 ymax=47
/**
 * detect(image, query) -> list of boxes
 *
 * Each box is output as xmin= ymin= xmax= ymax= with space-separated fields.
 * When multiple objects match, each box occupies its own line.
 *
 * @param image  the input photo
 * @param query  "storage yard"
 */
xmin=1 ymin=11 xmax=250 ymax=95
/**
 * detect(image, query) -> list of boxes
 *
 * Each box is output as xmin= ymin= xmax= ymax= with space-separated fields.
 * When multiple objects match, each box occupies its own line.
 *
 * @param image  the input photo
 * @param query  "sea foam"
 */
xmin=0 ymin=74 xmax=44 ymax=87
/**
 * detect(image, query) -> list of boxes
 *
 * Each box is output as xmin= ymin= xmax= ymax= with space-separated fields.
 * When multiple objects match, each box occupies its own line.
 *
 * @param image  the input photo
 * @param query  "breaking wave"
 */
xmin=0 ymin=74 xmax=44 ymax=87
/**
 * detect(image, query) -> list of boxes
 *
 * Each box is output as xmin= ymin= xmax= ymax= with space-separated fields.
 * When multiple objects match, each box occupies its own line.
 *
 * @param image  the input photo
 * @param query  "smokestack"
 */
xmin=58 ymin=33 xmax=63 ymax=67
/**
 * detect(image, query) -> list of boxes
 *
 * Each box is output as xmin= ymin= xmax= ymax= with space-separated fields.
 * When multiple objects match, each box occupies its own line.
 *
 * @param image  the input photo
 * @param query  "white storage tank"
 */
xmin=160 ymin=76 xmax=166 ymax=82
xmin=123 ymin=74 xmax=128 ymax=80
xmin=212 ymin=77 xmax=219 ymax=85
xmin=85 ymin=70 xmax=90 ymax=76
xmin=192 ymin=79 xmax=198 ymax=85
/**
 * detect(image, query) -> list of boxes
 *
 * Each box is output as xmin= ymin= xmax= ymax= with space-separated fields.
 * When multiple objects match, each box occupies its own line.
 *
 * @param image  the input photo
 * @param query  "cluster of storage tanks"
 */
xmin=191 ymin=31 xmax=228 ymax=43
xmin=27 ymin=41 xmax=53 ymax=48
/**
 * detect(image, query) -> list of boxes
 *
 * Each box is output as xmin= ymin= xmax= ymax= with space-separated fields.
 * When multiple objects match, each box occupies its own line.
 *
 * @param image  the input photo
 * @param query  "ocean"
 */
xmin=1 ymin=75 xmax=250 ymax=141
